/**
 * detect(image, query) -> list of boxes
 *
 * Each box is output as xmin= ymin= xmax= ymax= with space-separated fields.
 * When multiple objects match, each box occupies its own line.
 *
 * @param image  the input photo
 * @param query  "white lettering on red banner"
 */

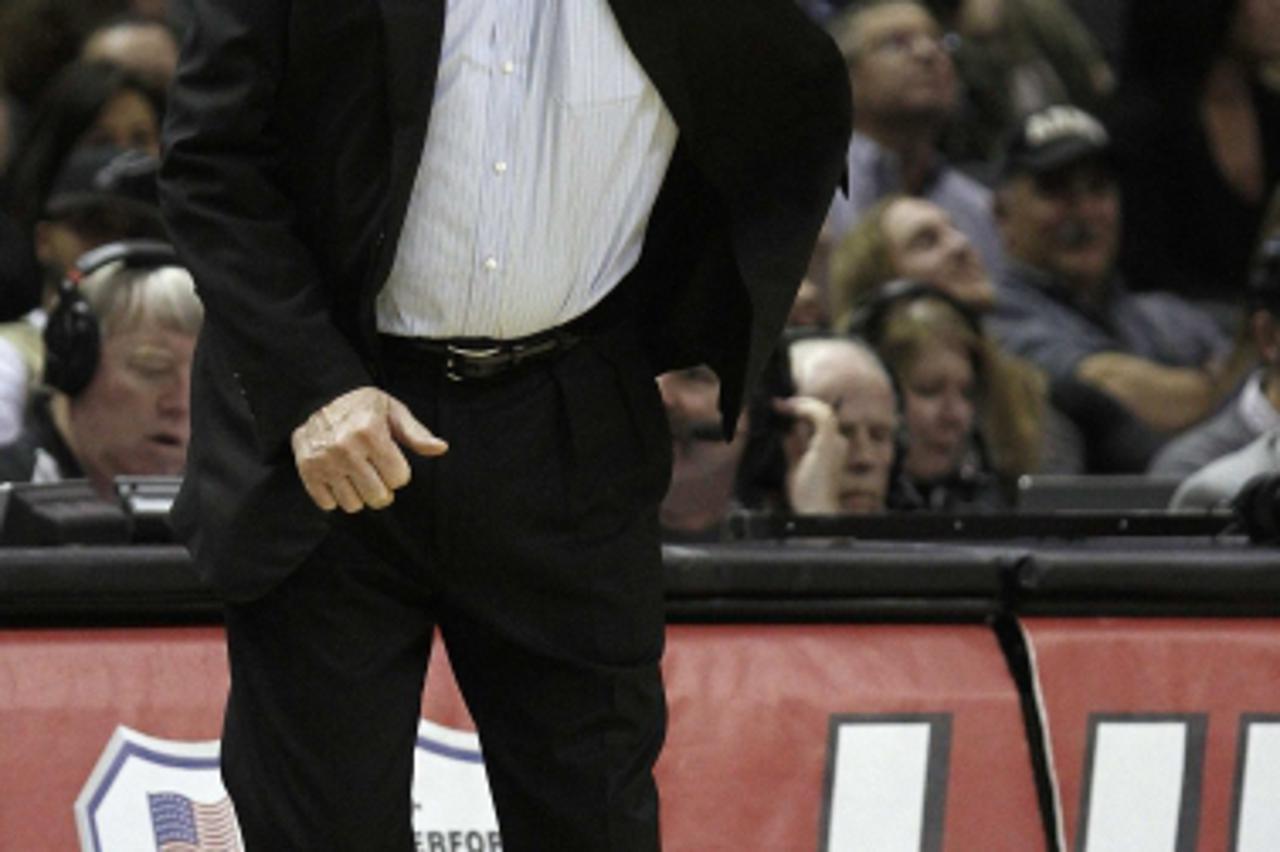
xmin=1231 ymin=715 xmax=1280 ymax=851
xmin=820 ymin=714 xmax=951 ymax=852
xmin=1076 ymin=715 xmax=1205 ymax=852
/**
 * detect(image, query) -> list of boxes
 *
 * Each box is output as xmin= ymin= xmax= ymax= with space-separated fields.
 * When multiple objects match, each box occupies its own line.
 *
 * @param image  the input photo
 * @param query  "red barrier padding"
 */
xmin=655 ymin=624 xmax=1044 ymax=851
xmin=422 ymin=636 xmax=476 ymax=732
xmin=4 ymin=623 xmax=1041 ymax=850
xmin=1023 ymin=617 xmax=1280 ymax=850
xmin=0 ymin=627 xmax=229 ymax=851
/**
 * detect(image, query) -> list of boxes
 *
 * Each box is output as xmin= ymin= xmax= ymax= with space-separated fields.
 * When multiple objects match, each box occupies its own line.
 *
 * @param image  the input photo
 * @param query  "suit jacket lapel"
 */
xmin=379 ymin=0 xmax=444 ymax=125
xmin=607 ymin=0 xmax=692 ymax=135
xmin=372 ymin=0 xmax=446 ymax=289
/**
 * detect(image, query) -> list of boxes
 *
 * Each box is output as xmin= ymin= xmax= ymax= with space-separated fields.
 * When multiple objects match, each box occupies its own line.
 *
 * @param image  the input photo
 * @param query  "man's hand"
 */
xmin=777 ymin=395 xmax=847 ymax=515
xmin=1074 ymin=353 xmax=1218 ymax=434
xmin=291 ymin=386 xmax=448 ymax=512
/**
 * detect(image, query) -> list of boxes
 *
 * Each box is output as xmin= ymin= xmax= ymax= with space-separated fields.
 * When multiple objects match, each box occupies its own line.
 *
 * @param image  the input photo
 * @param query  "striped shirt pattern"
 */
xmin=377 ymin=0 xmax=678 ymax=340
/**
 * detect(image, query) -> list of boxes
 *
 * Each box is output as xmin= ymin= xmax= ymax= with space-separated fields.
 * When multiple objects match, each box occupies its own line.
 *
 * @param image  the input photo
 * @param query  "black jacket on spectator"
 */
xmin=0 ymin=392 xmax=81 ymax=484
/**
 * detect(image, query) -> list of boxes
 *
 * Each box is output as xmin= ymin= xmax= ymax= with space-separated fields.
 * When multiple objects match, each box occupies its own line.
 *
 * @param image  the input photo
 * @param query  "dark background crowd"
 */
xmin=0 ymin=0 xmax=1278 ymax=539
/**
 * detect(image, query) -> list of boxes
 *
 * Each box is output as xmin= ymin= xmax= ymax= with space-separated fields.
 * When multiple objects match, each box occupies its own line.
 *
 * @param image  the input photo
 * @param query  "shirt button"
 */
xmin=493 ymin=161 xmax=508 ymax=174
xmin=501 ymin=60 xmax=516 ymax=75
xmin=483 ymin=257 xmax=499 ymax=272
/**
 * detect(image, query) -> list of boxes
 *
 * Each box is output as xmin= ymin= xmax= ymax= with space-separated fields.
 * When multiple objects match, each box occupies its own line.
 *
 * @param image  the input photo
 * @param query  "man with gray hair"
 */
xmin=763 ymin=335 xmax=902 ymax=515
xmin=0 ymin=242 xmax=201 ymax=498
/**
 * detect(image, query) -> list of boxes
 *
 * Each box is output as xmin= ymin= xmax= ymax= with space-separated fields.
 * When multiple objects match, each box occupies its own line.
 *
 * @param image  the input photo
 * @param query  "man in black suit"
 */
xmin=160 ymin=2 xmax=850 ymax=849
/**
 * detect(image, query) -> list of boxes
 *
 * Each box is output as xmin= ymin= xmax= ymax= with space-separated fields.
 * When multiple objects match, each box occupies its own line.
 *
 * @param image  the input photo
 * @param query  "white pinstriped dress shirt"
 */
xmin=376 ymin=0 xmax=679 ymax=340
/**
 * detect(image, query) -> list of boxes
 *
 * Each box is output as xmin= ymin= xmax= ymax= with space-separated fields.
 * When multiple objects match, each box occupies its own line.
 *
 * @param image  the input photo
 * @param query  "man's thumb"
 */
xmin=387 ymin=398 xmax=448 ymax=456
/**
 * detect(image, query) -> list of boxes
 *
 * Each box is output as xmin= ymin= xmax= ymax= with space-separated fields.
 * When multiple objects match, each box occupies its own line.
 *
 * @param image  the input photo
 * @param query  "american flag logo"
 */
xmin=148 ymin=792 xmax=242 ymax=852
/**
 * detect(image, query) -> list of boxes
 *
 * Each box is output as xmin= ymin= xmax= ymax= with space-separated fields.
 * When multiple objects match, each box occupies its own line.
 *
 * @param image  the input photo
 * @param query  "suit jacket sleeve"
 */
xmin=159 ymin=0 xmax=372 ymax=463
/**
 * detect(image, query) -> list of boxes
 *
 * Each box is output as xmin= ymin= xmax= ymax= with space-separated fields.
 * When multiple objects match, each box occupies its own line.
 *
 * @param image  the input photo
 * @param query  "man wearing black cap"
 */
xmin=0 ymin=144 xmax=164 ymax=444
xmin=989 ymin=105 xmax=1241 ymax=450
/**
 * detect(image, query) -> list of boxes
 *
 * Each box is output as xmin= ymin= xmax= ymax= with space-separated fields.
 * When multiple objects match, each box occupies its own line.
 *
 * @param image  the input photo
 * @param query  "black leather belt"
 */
xmin=380 ymin=328 xmax=581 ymax=382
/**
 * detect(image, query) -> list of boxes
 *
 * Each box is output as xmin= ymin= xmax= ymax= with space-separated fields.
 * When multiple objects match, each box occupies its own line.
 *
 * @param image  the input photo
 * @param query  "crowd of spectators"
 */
xmin=661 ymin=0 xmax=1280 ymax=538
xmin=0 ymin=0 xmax=1279 ymax=539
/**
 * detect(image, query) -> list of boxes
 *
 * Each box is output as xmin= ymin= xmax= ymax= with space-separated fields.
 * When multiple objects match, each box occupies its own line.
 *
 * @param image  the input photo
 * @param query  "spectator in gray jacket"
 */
xmin=989 ymin=105 xmax=1246 ymax=467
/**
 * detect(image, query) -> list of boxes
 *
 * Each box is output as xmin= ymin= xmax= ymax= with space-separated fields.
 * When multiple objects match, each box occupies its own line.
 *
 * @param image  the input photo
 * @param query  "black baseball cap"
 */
xmin=43 ymin=144 xmax=160 ymax=225
xmin=999 ymin=105 xmax=1112 ymax=181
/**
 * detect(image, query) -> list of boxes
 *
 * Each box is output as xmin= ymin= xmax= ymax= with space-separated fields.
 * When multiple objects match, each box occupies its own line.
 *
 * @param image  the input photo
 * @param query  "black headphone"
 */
xmin=843 ymin=277 xmax=997 ymax=499
xmin=44 ymin=239 xmax=180 ymax=396
xmin=843 ymin=277 xmax=984 ymax=344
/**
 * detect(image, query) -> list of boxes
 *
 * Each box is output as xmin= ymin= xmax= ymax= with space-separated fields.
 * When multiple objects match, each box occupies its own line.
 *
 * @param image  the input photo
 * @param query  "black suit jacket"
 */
xmin=160 ymin=0 xmax=851 ymax=600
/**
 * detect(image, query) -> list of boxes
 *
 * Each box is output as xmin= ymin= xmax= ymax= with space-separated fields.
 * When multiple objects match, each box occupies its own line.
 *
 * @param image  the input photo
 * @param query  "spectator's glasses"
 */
xmin=867 ymin=29 xmax=961 ymax=58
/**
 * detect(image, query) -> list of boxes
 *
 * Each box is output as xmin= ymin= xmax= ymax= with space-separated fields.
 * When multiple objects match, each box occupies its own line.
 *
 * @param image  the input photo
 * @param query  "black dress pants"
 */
xmin=220 ymin=323 xmax=672 ymax=851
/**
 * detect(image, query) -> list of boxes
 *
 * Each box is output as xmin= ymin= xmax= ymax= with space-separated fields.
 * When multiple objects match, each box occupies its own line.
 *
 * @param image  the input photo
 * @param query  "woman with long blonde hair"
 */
xmin=832 ymin=195 xmax=1074 ymax=481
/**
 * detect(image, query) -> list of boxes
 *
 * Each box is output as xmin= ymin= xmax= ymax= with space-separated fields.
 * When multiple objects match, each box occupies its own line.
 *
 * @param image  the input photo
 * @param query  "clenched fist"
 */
xmin=291 ymin=386 xmax=448 ymax=512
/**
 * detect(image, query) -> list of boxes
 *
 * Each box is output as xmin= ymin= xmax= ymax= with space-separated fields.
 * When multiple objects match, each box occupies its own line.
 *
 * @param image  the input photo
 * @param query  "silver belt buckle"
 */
xmin=444 ymin=344 xmax=503 ymax=382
